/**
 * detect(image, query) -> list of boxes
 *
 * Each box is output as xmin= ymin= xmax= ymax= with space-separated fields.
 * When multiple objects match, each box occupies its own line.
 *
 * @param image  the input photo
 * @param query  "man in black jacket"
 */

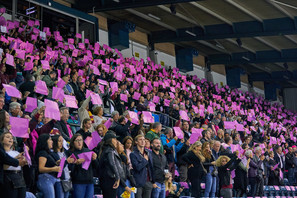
xmin=285 ymin=147 xmax=295 ymax=185
xmin=176 ymin=121 xmax=190 ymax=182
xmin=151 ymin=138 xmax=168 ymax=198
xmin=114 ymin=115 xmax=132 ymax=143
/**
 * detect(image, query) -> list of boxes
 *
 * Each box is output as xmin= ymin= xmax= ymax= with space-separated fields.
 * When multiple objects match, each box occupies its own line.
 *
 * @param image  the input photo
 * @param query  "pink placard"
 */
xmin=10 ymin=117 xmax=29 ymax=138
xmin=142 ymin=111 xmax=154 ymax=123
xmin=64 ymin=95 xmax=78 ymax=109
xmin=44 ymin=99 xmax=60 ymax=121
xmin=57 ymin=157 xmax=66 ymax=178
xmin=57 ymin=78 xmax=66 ymax=89
xmin=173 ymin=127 xmax=184 ymax=139
xmin=104 ymin=118 xmax=112 ymax=129
xmin=25 ymin=97 xmax=37 ymax=112
xmin=128 ymin=111 xmax=139 ymax=125
xmin=23 ymin=143 xmax=32 ymax=166
xmin=2 ymin=84 xmax=21 ymax=98
xmin=120 ymin=94 xmax=128 ymax=103
xmin=41 ymin=60 xmax=50 ymax=70
xmin=6 ymin=53 xmax=15 ymax=67
xmin=91 ymin=93 xmax=103 ymax=105
xmin=77 ymin=151 xmax=93 ymax=170
xmin=179 ymin=110 xmax=190 ymax=121
xmin=35 ymin=80 xmax=49 ymax=95
xmin=132 ymin=92 xmax=141 ymax=100
xmin=52 ymin=87 xmax=64 ymax=103
xmin=84 ymin=132 xmax=101 ymax=151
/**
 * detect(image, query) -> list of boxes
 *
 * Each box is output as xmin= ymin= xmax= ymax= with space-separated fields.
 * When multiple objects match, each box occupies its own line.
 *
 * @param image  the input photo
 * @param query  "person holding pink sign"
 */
xmin=68 ymin=134 xmax=98 ymax=198
xmin=51 ymin=135 xmax=74 ymax=198
xmin=0 ymin=131 xmax=27 ymax=198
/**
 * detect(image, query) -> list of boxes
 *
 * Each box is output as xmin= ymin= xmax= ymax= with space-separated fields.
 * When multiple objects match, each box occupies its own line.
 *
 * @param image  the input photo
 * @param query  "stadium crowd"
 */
xmin=1 ymin=7 xmax=297 ymax=198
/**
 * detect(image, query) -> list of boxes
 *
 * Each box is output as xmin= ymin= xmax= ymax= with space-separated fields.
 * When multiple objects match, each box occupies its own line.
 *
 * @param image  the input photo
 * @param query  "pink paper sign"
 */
xmin=77 ymin=151 xmax=93 ymax=170
xmin=84 ymin=132 xmax=102 ymax=150
xmin=25 ymin=97 xmax=37 ymax=112
xmin=23 ymin=143 xmax=32 ymax=166
xmin=64 ymin=95 xmax=78 ymax=109
xmin=173 ymin=127 xmax=184 ymax=139
xmin=44 ymin=99 xmax=61 ymax=121
xmin=10 ymin=117 xmax=29 ymax=138
xmin=142 ymin=111 xmax=154 ymax=123
xmin=57 ymin=157 xmax=66 ymax=178
xmin=2 ymin=84 xmax=21 ymax=98
xmin=35 ymin=80 xmax=49 ymax=95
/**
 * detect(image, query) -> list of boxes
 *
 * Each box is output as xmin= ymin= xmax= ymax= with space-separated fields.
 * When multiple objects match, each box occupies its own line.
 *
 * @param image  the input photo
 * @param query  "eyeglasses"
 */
xmin=74 ymin=139 xmax=83 ymax=142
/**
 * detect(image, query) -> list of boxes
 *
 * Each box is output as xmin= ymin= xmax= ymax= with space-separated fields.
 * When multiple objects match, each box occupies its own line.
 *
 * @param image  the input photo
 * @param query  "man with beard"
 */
xmin=151 ymin=138 xmax=168 ymax=198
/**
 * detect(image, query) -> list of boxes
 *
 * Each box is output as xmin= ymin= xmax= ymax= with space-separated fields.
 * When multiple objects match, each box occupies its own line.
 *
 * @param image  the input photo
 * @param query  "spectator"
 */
xmin=68 ymin=134 xmax=97 ymax=198
xmin=78 ymin=96 xmax=94 ymax=132
xmin=76 ymin=118 xmax=92 ymax=141
xmin=216 ymin=155 xmax=241 ymax=198
xmin=98 ymin=131 xmax=122 ymax=198
xmin=42 ymin=71 xmax=57 ymax=97
xmin=123 ymin=136 xmax=133 ymax=170
xmin=248 ymin=147 xmax=263 ymax=197
xmin=234 ymin=150 xmax=251 ymax=197
xmin=51 ymin=135 xmax=73 ymax=198
xmin=182 ymin=141 xmax=206 ymax=198
xmin=151 ymin=138 xmax=168 ymax=198
xmin=115 ymin=140 xmax=136 ymax=198
xmin=285 ymin=147 xmax=295 ymax=185
xmin=130 ymin=134 xmax=154 ymax=198
xmin=145 ymin=122 xmax=163 ymax=153
xmin=202 ymin=142 xmax=217 ymax=198
xmin=114 ymin=115 xmax=132 ymax=143
xmin=92 ymin=106 xmax=106 ymax=129
xmin=267 ymin=151 xmax=281 ymax=185
xmin=110 ymin=111 xmax=120 ymax=130
xmin=9 ymin=102 xmax=22 ymax=117
xmin=0 ymin=131 xmax=26 ymax=198
xmin=35 ymin=134 xmax=61 ymax=198
xmin=54 ymin=107 xmax=72 ymax=142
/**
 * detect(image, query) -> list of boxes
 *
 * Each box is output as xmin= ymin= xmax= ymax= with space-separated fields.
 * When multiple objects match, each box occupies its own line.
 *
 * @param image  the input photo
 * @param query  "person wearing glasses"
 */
xmin=67 ymin=134 xmax=98 ymax=198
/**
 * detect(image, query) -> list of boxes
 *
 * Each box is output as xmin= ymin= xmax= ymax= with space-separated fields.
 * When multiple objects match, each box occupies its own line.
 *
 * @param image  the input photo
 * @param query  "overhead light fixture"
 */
xmin=185 ymin=30 xmax=196 ymax=37
xmin=148 ymin=14 xmax=161 ymax=21
xmin=270 ymin=0 xmax=297 ymax=10
xmin=242 ymin=56 xmax=250 ymax=61
xmin=265 ymin=67 xmax=271 ymax=71
xmin=113 ymin=0 xmax=120 ymax=2
xmin=170 ymin=4 xmax=176 ymax=15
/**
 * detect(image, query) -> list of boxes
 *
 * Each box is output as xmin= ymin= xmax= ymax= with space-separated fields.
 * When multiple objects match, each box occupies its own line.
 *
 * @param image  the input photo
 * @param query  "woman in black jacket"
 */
xmin=67 ymin=133 xmax=98 ymax=198
xmin=116 ymin=140 xmax=136 ymax=198
xmin=216 ymin=154 xmax=241 ymax=198
xmin=182 ymin=141 xmax=206 ymax=198
xmin=98 ymin=131 xmax=123 ymax=198
xmin=266 ymin=151 xmax=281 ymax=185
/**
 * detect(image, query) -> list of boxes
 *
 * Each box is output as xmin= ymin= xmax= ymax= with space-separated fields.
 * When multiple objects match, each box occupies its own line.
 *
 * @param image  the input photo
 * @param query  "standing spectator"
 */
xmin=51 ymin=135 xmax=73 ymax=198
xmin=145 ymin=122 xmax=163 ymax=153
xmin=116 ymin=140 xmax=136 ymax=198
xmin=109 ymin=111 xmax=120 ymax=130
xmin=248 ymin=147 xmax=263 ymax=197
xmin=68 ymin=134 xmax=97 ymax=198
xmin=42 ymin=71 xmax=57 ymax=97
xmin=176 ymin=121 xmax=191 ymax=182
xmin=98 ymin=131 xmax=122 ymax=198
xmin=130 ymin=134 xmax=154 ymax=198
xmin=200 ymin=130 xmax=211 ymax=144
xmin=182 ymin=141 xmax=206 ymax=198
xmin=274 ymin=145 xmax=285 ymax=171
xmin=0 ymin=132 xmax=26 ymax=198
xmin=234 ymin=150 xmax=251 ymax=197
xmin=35 ymin=134 xmax=61 ymax=198
xmin=216 ymin=155 xmax=241 ymax=198
xmin=285 ymin=147 xmax=295 ymax=185
xmin=78 ymin=96 xmax=94 ymax=132
xmin=267 ymin=151 xmax=281 ymax=185
xmin=160 ymin=128 xmax=183 ymax=178
xmin=151 ymin=138 xmax=168 ymax=198
xmin=123 ymin=136 xmax=134 ymax=170
xmin=202 ymin=142 xmax=217 ymax=198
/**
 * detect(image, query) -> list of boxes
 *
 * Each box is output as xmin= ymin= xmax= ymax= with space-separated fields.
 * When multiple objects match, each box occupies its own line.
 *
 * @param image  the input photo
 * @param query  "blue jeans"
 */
xmin=72 ymin=183 xmax=94 ymax=198
xmin=55 ymin=181 xmax=70 ymax=198
xmin=37 ymin=174 xmax=59 ymax=198
xmin=204 ymin=172 xmax=216 ymax=198
xmin=117 ymin=180 xmax=135 ymax=198
xmin=151 ymin=182 xmax=166 ymax=198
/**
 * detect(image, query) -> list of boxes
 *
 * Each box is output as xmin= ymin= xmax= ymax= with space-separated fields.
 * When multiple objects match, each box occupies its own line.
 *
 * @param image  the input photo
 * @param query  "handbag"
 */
xmin=211 ymin=166 xmax=218 ymax=177
xmin=5 ymin=171 xmax=26 ymax=189
xmin=61 ymin=180 xmax=73 ymax=192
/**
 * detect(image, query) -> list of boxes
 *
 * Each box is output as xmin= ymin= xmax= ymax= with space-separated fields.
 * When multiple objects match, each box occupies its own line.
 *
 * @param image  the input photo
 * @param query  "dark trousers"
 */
xmin=256 ymin=176 xmax=264 ymax=196
xmin=135 ymin=181 xmax=153 ymax=198
xmin=168 ymin=162 xmax=175 ymax=178
xmin=249 ymin=177 xmax=257 ymax=197
xmin=100 ymin=177 xmax=117 ymax=198
xmin=190 ymin=177 xmax=201 ymax=198
xmin=2 ymin=173 xmax=26 ymax=198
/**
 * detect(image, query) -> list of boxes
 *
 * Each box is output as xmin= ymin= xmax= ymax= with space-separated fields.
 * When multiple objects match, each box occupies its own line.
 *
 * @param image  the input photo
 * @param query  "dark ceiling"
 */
xmin=73 ymin=0 xmax=297 ymax=87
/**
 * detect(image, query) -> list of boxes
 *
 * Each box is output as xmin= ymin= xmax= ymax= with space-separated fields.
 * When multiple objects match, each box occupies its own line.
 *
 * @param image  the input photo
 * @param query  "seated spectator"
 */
xmin=92 ymin=106 xmax=106 ymax=129
xmin=54 ymin=107 xmax=72 ymax=142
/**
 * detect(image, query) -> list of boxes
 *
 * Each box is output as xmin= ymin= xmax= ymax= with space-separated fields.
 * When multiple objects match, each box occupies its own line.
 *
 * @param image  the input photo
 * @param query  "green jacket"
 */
xmin=145 ymin=130 xmax=164 ymax=153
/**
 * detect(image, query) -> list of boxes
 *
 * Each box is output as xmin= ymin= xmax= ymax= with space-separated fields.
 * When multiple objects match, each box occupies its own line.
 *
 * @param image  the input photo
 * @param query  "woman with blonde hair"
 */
xmin=182 ymin=141 xmax=206 ymax=198
xmin=92 ymin=106 xmax=106 ymax=128
xmin=216 ymin=154 xmax=241 ymax=198
xmin=202 ymin=142 xmax=217 ymax=198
